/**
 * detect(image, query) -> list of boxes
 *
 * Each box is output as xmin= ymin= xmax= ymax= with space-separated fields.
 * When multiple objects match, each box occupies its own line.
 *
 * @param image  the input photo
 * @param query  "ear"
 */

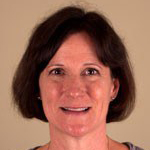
xmin=110 ymin=78 xmax=120 ymax=101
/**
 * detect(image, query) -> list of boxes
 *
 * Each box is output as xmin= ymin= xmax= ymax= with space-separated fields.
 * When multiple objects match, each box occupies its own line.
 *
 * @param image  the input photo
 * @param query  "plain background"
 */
xmin=0 ymin=0 xmax=150 ymax=150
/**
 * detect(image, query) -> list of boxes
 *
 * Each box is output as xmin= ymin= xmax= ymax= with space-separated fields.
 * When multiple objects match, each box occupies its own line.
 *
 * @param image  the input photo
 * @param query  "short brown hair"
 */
xmin=12 ymin=5 xmax=135 ymax=123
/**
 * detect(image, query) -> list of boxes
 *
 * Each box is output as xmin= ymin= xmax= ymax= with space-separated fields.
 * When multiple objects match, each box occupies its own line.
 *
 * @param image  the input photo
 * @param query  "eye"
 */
xmin=83 ymin=68 xmax=99 ymax=76
xmin=48 ymin=68 xmax=65 ymax=75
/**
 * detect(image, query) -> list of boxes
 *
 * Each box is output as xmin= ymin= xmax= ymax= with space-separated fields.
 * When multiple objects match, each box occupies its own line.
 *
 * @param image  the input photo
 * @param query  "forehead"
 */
xmin=49 ymin=32 xmax=100 ymax=64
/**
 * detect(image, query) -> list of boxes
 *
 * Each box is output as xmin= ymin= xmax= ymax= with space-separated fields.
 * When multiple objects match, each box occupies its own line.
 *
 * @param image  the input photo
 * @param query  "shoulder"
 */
xmin=28 ymin=146 xmax=41 ymax=150
xmin=28 ymin=143 xmax=49 ymax=150
xmin=123 ymin=142 xmax=144 ymax=150
xmin=109 ymin=138 xmax=144 ymax=150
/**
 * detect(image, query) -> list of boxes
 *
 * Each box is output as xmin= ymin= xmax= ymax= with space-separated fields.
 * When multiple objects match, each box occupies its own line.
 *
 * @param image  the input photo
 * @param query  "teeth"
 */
xmin=63 ymin=107 xmax=89 ymax=111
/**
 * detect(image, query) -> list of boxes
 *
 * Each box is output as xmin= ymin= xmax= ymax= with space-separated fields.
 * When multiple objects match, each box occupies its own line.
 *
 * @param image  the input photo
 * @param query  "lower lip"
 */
xmin=60 ymin=108 xmax=91 ymax=115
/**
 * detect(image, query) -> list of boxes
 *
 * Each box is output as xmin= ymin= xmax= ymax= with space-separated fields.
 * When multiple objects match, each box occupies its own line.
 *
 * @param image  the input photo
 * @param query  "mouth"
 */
xmin=60 ymin=107 xmax=91 ymax=114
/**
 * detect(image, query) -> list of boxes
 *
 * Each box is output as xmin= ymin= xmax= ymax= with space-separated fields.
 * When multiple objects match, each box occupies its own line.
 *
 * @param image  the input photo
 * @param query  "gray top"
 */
xmin=29 ymin=142 xmax=144 ymax=150
xmin=123 ymin=142 xmax=144 ymax=150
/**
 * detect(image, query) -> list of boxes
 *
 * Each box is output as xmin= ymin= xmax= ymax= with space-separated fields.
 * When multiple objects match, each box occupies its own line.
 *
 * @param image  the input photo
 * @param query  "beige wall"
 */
xmin=0 ymin=0 xmax=150 ymax=149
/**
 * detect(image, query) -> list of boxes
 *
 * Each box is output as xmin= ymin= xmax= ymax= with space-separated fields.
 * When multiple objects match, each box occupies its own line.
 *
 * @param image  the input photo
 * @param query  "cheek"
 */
xmin=87 ymin=80 xmax=111 ymax=121
xmin=40 ymin=80 xmax=62 ymax=100
xmin=87 ymin=79 xmax=112 ymax=113
xmin=39 ymin=80 xmax=63 ymax=118
xmin=88 ymin=80 xmax=110 ymax=100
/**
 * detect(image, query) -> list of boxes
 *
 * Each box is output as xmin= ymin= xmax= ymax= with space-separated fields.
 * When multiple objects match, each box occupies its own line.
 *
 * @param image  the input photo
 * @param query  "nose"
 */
xmin=63 ymin=77 xmax=86 ymax=99
xmin=68 ymin=88 xmax=84 ymax=98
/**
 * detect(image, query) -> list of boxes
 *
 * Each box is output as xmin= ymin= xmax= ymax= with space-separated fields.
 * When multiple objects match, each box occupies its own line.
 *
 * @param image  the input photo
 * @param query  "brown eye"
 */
xmin=83 ymin=68 xmax=99 ymax=76
xmin=49 ymin=68 xmax=64 ymax=75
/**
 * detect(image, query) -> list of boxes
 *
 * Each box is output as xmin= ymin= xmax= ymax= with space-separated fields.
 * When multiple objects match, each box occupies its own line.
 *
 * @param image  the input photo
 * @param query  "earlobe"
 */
xmin=37 ymin=93 xmax=42 ymax=100
xmin=37 ymin=96 xmax=41 ymax=100
xmin=111 ymin=78 xmax=120 ymax=101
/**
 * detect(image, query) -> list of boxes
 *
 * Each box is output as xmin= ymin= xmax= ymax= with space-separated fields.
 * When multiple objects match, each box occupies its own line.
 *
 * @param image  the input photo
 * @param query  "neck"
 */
xmin=48 ymin=123 xmax=109 ymax=150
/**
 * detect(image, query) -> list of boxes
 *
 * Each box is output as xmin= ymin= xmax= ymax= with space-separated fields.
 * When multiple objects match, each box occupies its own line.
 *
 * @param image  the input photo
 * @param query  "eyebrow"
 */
xmin=83 ymin=63 xmax=102 ymax=69
xmin=48 ymin=62 xmax=102 ymax=69
xmin=47 ymin=64 xmax=64 ymax=67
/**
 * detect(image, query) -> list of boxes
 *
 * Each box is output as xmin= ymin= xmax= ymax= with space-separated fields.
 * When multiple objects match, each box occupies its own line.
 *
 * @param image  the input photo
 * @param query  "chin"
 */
xmin=61 ymin=124 xmax=92 ymax=137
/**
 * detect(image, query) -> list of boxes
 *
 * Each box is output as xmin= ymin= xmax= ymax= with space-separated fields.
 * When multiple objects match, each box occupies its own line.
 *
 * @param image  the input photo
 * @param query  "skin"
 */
xmin=38 ymin=32 xmax=128 ymax=150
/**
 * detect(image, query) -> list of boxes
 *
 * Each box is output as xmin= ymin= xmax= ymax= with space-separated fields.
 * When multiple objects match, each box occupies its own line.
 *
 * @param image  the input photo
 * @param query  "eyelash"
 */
xmin=48 ymin=68 xmax=100 ymax=76
xmin=48 ymin=68 xmax=64 ymax=75
xmin=82 ymin=68 xmax=99 ymax=76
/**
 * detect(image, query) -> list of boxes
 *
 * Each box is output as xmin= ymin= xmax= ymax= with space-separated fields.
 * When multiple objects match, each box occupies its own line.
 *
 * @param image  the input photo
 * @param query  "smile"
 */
xmin=60 ymin=107 xmax=91 ymax=112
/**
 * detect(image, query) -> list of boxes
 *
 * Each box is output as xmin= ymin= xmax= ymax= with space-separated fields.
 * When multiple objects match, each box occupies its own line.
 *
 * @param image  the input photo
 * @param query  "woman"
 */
xmin=12 ymin=5 xmax=144 ymax=150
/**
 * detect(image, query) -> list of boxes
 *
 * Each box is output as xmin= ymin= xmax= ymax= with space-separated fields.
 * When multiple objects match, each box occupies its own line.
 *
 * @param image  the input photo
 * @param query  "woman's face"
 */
xmin=39 ymin=32 xmax=119 ymax=137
